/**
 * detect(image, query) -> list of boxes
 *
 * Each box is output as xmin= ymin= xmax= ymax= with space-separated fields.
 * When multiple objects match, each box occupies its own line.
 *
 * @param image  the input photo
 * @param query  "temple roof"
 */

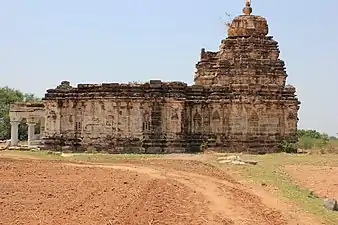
xmin=227 ymin=1 xmax=269 ymax=37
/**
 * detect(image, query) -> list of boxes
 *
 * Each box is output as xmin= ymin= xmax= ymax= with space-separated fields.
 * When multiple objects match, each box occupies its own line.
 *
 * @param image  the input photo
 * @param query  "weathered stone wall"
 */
xmin=43 ymin=81 xmax=188 ymax=153
xmin=184 ymin=101 xmax=298 ymax=153
xmin=42 ymin=79 xmax=299 ymax=153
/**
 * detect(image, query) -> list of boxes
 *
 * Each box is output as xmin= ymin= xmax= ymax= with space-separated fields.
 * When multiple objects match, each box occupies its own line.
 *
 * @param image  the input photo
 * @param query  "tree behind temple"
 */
xmin=0 ymin=87 xmax=41 ymax=140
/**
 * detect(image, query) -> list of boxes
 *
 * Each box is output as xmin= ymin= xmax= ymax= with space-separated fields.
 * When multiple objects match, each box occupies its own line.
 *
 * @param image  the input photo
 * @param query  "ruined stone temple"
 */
xmin=9 ymin=2 xmax=300 ymax=153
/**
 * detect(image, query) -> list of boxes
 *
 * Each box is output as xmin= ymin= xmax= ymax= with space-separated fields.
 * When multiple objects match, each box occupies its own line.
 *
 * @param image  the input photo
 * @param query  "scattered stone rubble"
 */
xmin=0 ymin=140 xmax=10 ymax=150
xmin=217 ymin=156 xmax=258 ymax=165
xmin=323 ymin=198 xmax=338 ymax=211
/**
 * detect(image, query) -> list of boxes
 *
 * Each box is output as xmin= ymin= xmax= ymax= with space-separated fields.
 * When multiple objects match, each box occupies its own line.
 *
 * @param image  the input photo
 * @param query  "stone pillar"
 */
xmin=40 ymin=117 xmax=45 ymax=138
xmin=27 ymin=122 xmax=36 ymax=147
xmin=10 ymin=121 xmax=20 ymax=146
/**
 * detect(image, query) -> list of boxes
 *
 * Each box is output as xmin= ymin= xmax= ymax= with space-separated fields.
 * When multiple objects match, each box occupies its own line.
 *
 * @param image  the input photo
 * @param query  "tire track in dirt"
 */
xmin=65 ymin=162 xmax=288 ymax=225
xmin=1 ymin=158 xmax=212 ymax=225
xmin=0 ymin=154 xmax=322 ymax=225
xmin=165 ymin=171 xmax=287 ymax=225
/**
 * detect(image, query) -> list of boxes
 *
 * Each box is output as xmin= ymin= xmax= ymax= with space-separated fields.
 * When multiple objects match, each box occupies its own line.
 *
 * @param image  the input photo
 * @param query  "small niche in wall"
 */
xmin=212 ymin=110 xmax=220 ymax=120
xmin=142 ymin=121 xmax=151 ymax=131
xmin=171 ymin=112 xmax=179 ymax=120
xmin=99 ymin=101 xmax=105 ymax=110
xmin=142 ymin=111 xmax=150 ymax=131
xmin=75 ymin=122 xmax=82 ymax=131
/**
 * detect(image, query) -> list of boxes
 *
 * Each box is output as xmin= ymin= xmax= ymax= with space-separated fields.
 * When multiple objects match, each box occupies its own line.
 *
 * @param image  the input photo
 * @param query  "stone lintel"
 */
xmin=10 ymin=120 xmax=21 ymax=125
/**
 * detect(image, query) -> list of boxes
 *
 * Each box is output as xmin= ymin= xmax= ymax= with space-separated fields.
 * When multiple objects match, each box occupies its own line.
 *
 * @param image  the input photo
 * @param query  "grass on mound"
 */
xmin=0 ymin=149 xmax=162 ymax=162
xmin=65 ymin=152 xmax=161 ymax=162
xmin=231 ymin=153 xmax=338 ymax=225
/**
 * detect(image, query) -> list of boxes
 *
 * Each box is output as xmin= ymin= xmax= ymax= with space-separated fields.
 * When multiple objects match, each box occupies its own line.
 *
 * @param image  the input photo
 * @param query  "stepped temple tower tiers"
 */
xmin=193 ymin=1 xmax=300 ymax=152
xmin=10 ymin=2 xmax=300 ymax=153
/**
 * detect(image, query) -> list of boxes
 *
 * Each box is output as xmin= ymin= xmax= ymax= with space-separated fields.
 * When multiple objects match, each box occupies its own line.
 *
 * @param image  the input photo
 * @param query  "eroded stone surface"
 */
xmin=38 ymin=3 xmax=300 ymax=154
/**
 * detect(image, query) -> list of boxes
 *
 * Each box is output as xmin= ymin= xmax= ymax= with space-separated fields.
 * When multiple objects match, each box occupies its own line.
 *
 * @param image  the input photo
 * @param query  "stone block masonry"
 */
xmin=40 ymin=1 xmax=300 ymax=153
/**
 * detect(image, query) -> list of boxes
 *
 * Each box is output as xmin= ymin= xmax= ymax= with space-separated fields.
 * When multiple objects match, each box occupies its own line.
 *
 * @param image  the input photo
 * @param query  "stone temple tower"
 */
xmin=40 ymin=1 xmax=300 ymax=153
xmin=194 ymin=1 xmax=301 ymax=152
xmin=195 ymin=1 xmax=288 ymax=89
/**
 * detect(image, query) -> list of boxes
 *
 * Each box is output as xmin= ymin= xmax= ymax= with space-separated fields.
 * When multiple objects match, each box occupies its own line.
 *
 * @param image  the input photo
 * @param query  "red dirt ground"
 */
xmin=285 ymin=165 xmax=338 ymax=199
xmin=0 ymin=156 xmax=321 ymax=225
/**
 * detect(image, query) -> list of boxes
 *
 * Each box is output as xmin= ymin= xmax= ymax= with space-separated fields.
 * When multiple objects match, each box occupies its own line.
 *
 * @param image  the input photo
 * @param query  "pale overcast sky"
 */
xmin=0 ymin=0 xmax=337 ymax=135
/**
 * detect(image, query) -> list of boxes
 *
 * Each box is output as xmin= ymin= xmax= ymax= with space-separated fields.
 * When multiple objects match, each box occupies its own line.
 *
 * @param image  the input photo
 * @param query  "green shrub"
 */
xmin=316 ymin=139 xmax=329 ymax=148
xmin=279 ymin=140 xmax=298 ymax=153
xmin=298 ymin=136 xmax=315 ymax=149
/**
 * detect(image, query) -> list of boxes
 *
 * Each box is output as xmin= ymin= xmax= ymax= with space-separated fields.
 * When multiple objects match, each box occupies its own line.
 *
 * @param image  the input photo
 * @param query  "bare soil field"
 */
xmin=285 ymin=165 xmax=338 ymax=199
xmin=0 ymin=152 xmax=323 ymax=225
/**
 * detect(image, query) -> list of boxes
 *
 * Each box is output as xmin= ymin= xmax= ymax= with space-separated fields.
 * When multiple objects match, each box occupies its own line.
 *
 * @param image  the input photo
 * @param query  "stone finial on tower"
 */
xmin=227 ymin=0 xmax=268 ymax=37
xmin=243 ymin=0 xmax=252 ymax=15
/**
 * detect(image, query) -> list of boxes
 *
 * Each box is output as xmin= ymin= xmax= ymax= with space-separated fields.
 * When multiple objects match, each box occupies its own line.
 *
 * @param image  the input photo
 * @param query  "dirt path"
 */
xmin=64 ymin=160 xmax=320 ymax=225
xmin=0 ymin=154 xmax=322 ymax=225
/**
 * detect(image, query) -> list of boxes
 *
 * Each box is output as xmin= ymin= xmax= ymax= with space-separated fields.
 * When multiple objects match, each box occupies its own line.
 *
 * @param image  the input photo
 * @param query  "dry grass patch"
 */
xmin=224 ymin=153 xmax=338 ymax=225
